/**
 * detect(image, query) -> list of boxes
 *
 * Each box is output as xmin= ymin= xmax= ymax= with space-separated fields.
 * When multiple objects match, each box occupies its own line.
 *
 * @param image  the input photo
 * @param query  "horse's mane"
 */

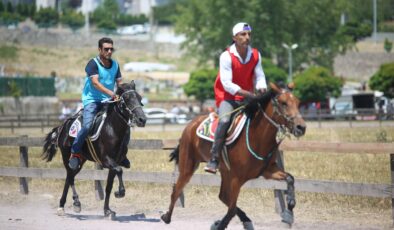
xmin=243 ymin=90 xmax=274 ymax=118
xmin=116 ymin=81 xmax=136 ymax=94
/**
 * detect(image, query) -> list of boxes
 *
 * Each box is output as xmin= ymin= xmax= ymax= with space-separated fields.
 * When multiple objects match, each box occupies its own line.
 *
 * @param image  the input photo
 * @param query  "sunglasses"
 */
xmin=103 ymin=47 xmax=115 ymax=52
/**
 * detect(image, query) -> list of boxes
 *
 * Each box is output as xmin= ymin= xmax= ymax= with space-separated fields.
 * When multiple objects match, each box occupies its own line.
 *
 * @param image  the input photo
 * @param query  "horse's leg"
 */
xmin=103 ymin=169 xmax=117 ymax=219
xmin=104 ymin=156 xmax=125 ymax=198
xmin=57 ymin=168 xmax=81 ymax=215
xmin=282 ymin=173 xmax=295 ymax=225
xmin=236 ymin=207 xmax=254 ymax=230
xmin=57 ymin=172 xmax=71 ymax=216
xmin=161 ymin=149 xmax=197 ymax=224
xmin=114 ymin=167 xmax=125 ymax=198
xmin=262 ymin=163 xmax=295 ymax=226
xmin=212 ymin=178 xmax=242 ymax=230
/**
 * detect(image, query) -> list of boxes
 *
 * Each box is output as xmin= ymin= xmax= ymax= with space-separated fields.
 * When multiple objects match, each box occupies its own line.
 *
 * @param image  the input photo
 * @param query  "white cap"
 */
xmin=232 ymin=22 xmax=252 ymax=36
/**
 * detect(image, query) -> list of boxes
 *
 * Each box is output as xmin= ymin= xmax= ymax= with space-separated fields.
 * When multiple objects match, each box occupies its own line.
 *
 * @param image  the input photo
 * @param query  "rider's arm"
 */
xmin=91 ymin=75 xmax=116 ymax=97
xmin=115 ymin=65 xmax=122 ymax=88
xmin=254 ymin=52 xmax=267 ymax=93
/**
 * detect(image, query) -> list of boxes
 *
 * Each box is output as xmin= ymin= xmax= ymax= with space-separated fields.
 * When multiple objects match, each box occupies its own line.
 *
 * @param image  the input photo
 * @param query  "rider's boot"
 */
xmin=68 ymin=153 xmax=81 ymax=170
xmin=204 ymin=122 xmax=227 ymax=174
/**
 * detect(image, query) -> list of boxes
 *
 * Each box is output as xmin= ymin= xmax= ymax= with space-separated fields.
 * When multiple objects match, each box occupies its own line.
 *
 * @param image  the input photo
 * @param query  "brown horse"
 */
xmin=161 ymin=82 xmax=306 ymax=229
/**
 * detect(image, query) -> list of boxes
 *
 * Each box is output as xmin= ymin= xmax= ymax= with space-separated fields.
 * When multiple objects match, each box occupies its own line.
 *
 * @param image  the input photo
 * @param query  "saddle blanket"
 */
xmin=69 ymin=112 xmax=107 ymax=141
xmin=196 ymin=112 xmax=247 ymax=145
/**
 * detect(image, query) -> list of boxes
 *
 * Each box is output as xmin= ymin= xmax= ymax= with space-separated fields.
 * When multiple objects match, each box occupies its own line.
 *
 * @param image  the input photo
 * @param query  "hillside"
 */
xmin=334 ymin=38 xmax=394 ymax=82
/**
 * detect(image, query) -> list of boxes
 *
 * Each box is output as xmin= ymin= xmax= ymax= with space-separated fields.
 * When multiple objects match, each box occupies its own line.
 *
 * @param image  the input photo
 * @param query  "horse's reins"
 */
xmin=108 ymin=89 xmax=142 ymax=127
xmin=246 ymin=89 xmax=297 ymax=162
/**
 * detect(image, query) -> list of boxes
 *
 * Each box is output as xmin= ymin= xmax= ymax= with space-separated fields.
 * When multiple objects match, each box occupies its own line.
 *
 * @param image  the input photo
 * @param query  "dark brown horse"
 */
xmin=42 ymin=81 xmax=146 ymax=219
xmin=161 ymin=82 xmax=306 ymax=229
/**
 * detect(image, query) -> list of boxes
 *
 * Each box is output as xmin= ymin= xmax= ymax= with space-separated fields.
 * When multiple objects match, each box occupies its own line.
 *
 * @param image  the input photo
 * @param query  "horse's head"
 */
xmin=268 ymin=82 xmax=306 ymax=137
xmin=116 ymin=80 xmax=147 ymax=127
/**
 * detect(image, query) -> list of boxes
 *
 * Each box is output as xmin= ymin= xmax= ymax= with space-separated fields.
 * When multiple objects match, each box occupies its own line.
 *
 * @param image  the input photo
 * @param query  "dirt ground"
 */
xmin=0 ymin=189 xmax=391 ymax=230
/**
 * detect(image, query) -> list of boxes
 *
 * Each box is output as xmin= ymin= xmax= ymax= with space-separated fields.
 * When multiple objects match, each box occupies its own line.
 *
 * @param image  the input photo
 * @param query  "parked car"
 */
xmin=143 ymin=108 xmax=189 ymax=124
xmin=117 ymin=24 xmax=149 ymax=35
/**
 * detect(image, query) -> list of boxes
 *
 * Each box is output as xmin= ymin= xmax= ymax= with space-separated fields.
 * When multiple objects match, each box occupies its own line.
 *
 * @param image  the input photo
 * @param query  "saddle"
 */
xmin=68 ymin=108 xmax=108 ymax=141
xmin=196 ymin=111 xmax=247 ymax=145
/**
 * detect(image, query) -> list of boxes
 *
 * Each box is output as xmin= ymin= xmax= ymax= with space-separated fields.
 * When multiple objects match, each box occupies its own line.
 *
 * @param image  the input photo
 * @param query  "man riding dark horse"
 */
xmin=69 ymin=37 xmax=130 ymax=170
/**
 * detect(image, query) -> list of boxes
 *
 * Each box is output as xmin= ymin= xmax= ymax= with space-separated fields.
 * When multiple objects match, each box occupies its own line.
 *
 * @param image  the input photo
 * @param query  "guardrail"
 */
xmin=0 ymin=135 xmax=393 ymax=223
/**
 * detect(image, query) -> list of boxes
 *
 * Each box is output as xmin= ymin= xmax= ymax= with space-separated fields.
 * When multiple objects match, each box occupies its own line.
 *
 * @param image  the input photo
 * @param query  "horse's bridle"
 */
xmin=263 ymin=89 xmax=301 ymax=137
xmin=114 ymin=89 xmax=143 ymax=126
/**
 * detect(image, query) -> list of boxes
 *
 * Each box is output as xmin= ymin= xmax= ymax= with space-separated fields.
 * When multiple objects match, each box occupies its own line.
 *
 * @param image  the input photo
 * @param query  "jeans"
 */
xmin=71 ymin=102 xmax=103 ymax=154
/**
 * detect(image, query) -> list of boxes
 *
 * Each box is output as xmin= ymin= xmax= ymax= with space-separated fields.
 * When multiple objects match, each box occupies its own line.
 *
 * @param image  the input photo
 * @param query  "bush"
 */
xmin=34 ymin=7 xmax=59 ymax=28
xmin=338 ymin=21 xmax=372 ymax=41
xmin=369 ymin=62 xmax=394 ymax=99
xmin=183 ymin=69 xmax=217 ymax=104
xmin=262 ymin=58 xmax=287 ymax=84
xmin=384 ymin=38 xmax=392 ymax=53
xmin=96 ymin=19 xmax=117 ymax=31
xmin=293 ymin=66 xmax=342 ymax=103
xmin=60 ymin=10 xmax=84 ymax=31
xmin=116 ymin=14 xmax=148 ymax=26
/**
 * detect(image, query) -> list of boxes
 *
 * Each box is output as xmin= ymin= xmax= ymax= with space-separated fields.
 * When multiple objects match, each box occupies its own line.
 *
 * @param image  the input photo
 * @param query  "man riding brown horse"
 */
xmin=205 ymin=22 xmax=268 ymax=174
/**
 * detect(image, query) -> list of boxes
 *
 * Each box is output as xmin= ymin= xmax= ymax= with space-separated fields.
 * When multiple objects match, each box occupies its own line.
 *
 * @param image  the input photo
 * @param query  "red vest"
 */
xmin=214 ymin=48 xmax=259 ymax=107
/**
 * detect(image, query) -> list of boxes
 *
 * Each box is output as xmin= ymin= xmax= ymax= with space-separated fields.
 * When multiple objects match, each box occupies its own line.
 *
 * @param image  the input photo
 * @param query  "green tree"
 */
xmin=293 ymin=66 xmax=342 ymax=103
xmin=174 ymin=0 xmax=356 ymax=70
xmin=262 ymin=58 xmax=287 ymax=84
xmin=96 ymin=20 xmax=117 ymax=31
xmin=369 ymin=62 xmax=394 ymax=99
xmin=6 ymin=1 xmax=13 ymax=13
xmin=60 ymin=10 xmax=84 ymax=31
xmin=183 ymin=69 xmax=217 ymax=108
xmin=34 ymin=7 xmax=59 ymax=28
xmin=0 ymin=1 xmax=4 ymax=13
xmin=91 ymin=0 xmax=119 ymax=22
xmin=116 ymin=14 xmax=148 ymax=26
xmin=0 ymin=11 xmax=22 ymax=26
xmin=152 ymin=2 xmax=176 ymax=25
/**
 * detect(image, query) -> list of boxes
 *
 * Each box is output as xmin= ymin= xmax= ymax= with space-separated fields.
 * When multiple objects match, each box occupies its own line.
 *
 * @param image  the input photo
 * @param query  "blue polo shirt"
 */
xmin=81 ymin=57 xmax=121 ymax=106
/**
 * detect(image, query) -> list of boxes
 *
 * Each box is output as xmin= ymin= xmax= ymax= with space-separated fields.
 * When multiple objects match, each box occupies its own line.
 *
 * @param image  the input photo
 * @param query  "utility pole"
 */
xmin=373 ymin=0 xmax=377 ymax=43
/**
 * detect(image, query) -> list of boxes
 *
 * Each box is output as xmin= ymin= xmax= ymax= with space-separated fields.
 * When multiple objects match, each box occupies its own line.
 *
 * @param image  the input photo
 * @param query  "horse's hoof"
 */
xmin=104 ymin=209 xmax=116 ymax=220
xmin=210 ymin=220 xmax=221 ymax=230
xmin=281 ymin=209 xmax=294 ymax=226
xmin=57 ymin=207 xmax=65 ymax=216
xmin=73 ymin=201 xmax=81 ymax=213
xmin=114 ymin=189 xmax=125 ymax=198
xmin=243 ymin=221 xmax=254 ymax=230
xmin=161 ymin=212 xmax=171 ymax=224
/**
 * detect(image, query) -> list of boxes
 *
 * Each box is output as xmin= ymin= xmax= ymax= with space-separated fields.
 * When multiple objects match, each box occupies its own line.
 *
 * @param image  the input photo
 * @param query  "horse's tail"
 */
xmin=169 ymin=144 xmax=179 ymax=165
xmin=42 ymin=126 xmax=60 ymax=162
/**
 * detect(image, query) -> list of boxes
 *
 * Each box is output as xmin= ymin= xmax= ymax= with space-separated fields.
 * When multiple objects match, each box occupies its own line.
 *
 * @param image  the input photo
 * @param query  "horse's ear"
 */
xmin=130 ymin=80 xmax=136 ymax=89
xmin=287 ymin=82 xmax=295 ymax=91
xmin=269 ymin=82 xmax=281 ymax=94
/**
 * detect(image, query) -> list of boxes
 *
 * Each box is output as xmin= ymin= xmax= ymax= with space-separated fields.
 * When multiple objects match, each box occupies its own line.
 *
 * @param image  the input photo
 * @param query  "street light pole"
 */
xmin=282 ymin=43 xmax=298 ymax=82
xmin=373 ymin=0 xmax=377 ymax=43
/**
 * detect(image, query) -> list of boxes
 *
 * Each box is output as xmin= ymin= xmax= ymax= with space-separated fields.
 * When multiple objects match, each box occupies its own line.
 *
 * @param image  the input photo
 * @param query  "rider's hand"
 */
xmin=111 ymin=94 xmax=119 ymax=101
xmin=243 ymin=92 xmax=258 ymax=104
